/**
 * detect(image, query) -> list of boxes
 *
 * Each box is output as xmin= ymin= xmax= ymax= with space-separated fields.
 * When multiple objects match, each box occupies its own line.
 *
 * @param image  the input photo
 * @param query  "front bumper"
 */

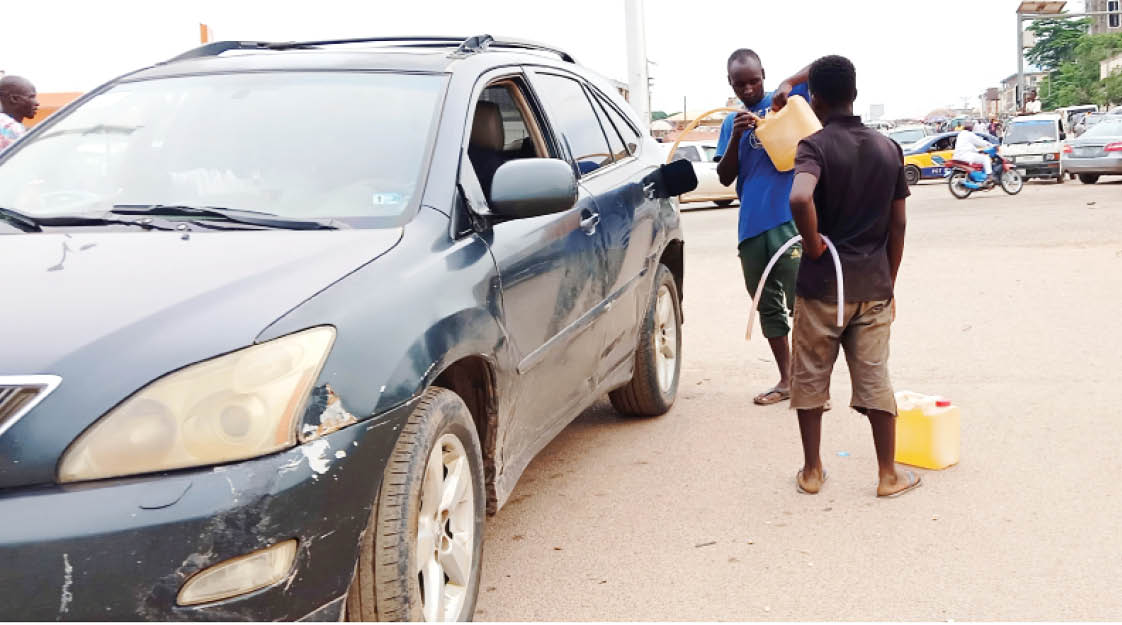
xmin=0 ymin=401 xmax=412 ymax=621
xmin=1011 ymin=159 xmax=1060 ymax=178
xmin=1060 ymin=155 xmax=1122 ymax=174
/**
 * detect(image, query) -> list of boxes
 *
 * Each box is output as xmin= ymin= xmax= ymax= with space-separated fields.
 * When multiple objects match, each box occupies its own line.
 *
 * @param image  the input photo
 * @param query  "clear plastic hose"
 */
xmin=745 ymin=234 xmax=844 ymax=340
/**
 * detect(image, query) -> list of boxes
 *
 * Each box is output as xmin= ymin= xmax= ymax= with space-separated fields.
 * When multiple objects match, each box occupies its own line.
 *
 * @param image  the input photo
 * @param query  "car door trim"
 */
xmin=516 ymin=268 xmax=646 ymax=375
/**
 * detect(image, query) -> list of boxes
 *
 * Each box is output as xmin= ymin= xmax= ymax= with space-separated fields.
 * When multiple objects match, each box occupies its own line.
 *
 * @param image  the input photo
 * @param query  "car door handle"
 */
xmin=579 ymin=210 xmax=600 ymax=234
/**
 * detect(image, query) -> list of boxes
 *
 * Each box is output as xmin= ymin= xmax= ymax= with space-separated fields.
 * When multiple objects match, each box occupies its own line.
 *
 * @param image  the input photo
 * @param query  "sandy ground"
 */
xmin=473 ymin=176 xmax=1122 ymax=621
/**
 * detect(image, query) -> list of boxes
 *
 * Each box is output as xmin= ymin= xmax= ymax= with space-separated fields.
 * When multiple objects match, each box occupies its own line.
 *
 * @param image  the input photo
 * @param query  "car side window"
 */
xmin=593 ymin=92 xmax=642 ymax=156
xmin=588 ymin=88 xmax=629 ymax=162
xmin=466 ymin=79 xmax=548 ymax=204
xmin=532 ymin=73 xmax=614 ymax=176
xmin=672 ymin=146 xmax=700 ymax=162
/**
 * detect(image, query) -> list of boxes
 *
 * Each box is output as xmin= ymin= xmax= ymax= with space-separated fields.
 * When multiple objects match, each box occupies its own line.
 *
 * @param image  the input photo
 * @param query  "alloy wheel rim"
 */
xmin=417 ymin=433 xmax=474 ymax=622
xmin=653 ymin=284 xmax=678 ymax=393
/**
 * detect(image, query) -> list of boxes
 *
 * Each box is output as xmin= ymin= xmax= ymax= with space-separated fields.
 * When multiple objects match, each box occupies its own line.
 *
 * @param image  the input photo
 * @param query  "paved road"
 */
xmin=474 ymin=177 xmax=1122 ymax=621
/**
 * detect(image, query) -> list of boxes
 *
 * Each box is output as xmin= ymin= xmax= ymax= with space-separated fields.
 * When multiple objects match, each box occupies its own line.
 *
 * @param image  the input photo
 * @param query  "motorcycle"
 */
xmin=932 ymin=145 xmax=1023 ymax=199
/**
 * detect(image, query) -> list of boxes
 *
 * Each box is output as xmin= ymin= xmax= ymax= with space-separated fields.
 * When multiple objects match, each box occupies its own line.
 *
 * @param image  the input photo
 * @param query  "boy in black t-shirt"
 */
xmin=787 ymin=55 xmax=919 ymax=498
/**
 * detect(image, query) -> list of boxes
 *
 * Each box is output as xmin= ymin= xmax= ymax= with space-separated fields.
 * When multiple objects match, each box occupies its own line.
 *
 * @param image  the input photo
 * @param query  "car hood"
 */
xmin=0 ymin=227 xmax=402 ymax=488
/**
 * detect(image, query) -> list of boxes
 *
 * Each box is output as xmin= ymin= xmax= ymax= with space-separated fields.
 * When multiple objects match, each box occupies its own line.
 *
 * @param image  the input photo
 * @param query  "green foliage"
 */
xmin=650 ymin=110 xmax=669 ymax=121
xmin=1034 ymin=31 xmax=1122 ymax=109
xmin=1026 ymin=18 xmax=1091 ymax=71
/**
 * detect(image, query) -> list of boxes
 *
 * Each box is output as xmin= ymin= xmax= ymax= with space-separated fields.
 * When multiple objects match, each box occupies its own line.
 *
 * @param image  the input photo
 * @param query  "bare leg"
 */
xmin=768 ymin=335 xmax=791 ymax=391
xmin=866 ymin=409 xmax=918 ymax=496
xmin=796 ymin=407 xmax=825 ymax=493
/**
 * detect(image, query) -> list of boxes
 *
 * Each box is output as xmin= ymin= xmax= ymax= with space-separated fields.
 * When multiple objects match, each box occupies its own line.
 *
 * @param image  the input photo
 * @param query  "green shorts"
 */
xmin=737 ymin=221 xmax=801 ymax=339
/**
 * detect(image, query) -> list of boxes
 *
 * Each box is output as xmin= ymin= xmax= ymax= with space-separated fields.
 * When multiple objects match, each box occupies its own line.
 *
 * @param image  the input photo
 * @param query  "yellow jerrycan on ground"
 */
xmin=894 ymin=391 xmax=961 ymax=470
xmin=752 ymin=95 xmax=822 ymax=172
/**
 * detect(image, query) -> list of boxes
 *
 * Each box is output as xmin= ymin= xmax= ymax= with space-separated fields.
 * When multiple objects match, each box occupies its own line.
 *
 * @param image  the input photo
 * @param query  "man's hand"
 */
xmin=804 ymin=232 xmax=828 ymax=260
xmin=771 ymin=81 xmax=794 ymax=112
xmin=731 ymin=111 xmax=757 ymax=139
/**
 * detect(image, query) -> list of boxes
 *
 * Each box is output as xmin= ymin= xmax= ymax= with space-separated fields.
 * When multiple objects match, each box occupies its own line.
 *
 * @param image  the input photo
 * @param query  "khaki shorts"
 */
xmin=790 ymin=296 xmax=897 ymax=416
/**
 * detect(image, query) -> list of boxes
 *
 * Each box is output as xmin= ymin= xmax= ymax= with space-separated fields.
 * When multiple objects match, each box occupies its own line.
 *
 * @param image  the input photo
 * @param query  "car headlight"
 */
xmin=58 ymin=327 xmax=335 ymax=483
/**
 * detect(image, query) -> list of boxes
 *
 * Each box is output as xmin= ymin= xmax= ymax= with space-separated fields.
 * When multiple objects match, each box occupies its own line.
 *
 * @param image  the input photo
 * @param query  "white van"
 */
xmin=1002 ymin=112 xmax=1068 ymax=183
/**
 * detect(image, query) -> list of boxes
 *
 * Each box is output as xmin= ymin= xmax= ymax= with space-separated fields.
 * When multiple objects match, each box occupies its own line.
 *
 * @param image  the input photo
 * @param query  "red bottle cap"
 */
xmin=936 ymin=399 xmax=952 ymax=407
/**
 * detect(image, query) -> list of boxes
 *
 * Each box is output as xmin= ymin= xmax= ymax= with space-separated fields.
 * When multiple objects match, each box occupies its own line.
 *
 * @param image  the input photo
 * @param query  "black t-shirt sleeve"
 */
xmin=892 ymin=143 xmax=911 ymax=200
xmin=794 ymin=138 xmax=823 ymax=179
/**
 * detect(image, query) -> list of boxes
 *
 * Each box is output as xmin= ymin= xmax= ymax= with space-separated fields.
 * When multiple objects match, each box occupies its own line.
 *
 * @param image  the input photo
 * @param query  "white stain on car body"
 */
xmin=302 ymin=439 xmax=332 ymax=475
xmin=59 ymin=553 xmax=73 ymax=614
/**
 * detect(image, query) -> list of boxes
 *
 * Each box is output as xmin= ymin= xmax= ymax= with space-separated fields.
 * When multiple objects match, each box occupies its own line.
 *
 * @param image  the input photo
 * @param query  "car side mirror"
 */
xmin=490 ymin=158 xmax=578 ymax=219
xmin=642 ymin=159 xmax=698 ymax=199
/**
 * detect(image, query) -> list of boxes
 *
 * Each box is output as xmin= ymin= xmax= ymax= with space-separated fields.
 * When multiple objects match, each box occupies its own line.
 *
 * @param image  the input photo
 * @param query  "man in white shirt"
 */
xmin=0 ymin=75 xmax=39 ymax=150
xmin=952 ymin=121 xmax=993 ymax=179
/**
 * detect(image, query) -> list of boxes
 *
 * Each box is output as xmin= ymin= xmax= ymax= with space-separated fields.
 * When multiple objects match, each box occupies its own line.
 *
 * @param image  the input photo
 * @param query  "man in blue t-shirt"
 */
xmin=715 ymin=49 xmax=811 ymax=407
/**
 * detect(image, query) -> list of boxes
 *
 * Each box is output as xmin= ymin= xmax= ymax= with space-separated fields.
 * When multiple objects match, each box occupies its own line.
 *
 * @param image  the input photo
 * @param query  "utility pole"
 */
xmin=624 ymin=0 xmax=651 ymax=130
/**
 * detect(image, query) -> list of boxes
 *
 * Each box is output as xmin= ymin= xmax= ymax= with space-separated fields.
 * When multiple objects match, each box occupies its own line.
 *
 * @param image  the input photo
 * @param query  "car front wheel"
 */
xmin=346 ymin=388 xmax=485 ymax=622
xmin=609 ymin=263 xmax=682 ymax=416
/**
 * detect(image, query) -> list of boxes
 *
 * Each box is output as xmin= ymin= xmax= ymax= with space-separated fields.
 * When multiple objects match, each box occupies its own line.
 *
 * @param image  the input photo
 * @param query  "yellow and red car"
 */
xmin=902 ymin=131 xmax=999 ymax=185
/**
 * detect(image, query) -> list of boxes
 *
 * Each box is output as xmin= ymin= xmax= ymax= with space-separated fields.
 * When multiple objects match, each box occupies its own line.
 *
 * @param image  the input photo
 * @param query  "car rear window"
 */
xmin=0 ymin=72 xmax=446 ymax=226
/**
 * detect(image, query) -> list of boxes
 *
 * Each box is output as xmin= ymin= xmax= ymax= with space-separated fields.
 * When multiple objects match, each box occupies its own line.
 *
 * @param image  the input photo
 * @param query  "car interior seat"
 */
xmin=468 ymin=101 xmax=506 ymax=202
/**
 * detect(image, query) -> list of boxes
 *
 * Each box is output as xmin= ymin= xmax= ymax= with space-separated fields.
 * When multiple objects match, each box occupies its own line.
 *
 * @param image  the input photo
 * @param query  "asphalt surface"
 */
xmin=474 ymin=176 xmax=1122 ymax=621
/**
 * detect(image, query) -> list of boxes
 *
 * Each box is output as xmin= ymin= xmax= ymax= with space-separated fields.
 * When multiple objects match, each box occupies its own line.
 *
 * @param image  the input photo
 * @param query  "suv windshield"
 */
xmin=0 ymin=72 xmax=445 ymax=225
xmin=1004 ymin=120 xmax=1058 ymax=144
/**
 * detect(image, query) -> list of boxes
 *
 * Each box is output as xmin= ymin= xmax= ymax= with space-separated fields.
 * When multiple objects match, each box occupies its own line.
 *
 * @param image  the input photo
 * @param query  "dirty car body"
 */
xmin=0 ymin=37 xmax=686 ymax=620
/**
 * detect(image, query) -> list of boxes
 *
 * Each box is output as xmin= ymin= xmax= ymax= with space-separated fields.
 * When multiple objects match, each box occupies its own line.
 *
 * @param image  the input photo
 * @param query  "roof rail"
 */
xmin=163 ymin=35 xmax=576 ymax=65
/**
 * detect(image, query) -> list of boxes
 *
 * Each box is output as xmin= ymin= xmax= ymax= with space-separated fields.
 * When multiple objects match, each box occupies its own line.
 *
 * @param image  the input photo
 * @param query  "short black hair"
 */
xmin=808 ymin=55 xmax=856 ymax=107
xmin=727 ymin=48 xmax=761 ymax=71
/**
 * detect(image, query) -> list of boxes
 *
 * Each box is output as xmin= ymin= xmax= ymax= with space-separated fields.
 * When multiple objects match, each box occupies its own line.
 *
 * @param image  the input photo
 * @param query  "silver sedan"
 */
xmin=1061 ymin=117 xmax=1122 ymax=184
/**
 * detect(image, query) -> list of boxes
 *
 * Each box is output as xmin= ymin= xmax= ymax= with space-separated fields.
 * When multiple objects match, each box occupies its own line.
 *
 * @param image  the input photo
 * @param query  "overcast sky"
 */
xmin=0 ymin=0 xmax=1084 ymax=119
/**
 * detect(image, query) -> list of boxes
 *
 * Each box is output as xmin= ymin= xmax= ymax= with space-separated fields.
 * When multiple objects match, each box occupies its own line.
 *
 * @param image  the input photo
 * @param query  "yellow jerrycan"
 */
xmin=753 ymin=95 xmax=822 ymax=172
xmin=893 ymin=391 xmax=961 ymax=470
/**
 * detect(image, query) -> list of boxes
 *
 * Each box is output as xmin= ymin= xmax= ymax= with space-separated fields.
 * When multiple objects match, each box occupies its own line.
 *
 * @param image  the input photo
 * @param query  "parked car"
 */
xmin=665 ymin=141 xmax=737 ymax=207
xmin=902 ymin=131 xmax=999 ymax=185
xmin=1002 ymin=112 xmax=1068 ymax=183
xmin=887 ymin=125 xmax=931 ymax=151
xmin=1061 ymin=115 xmax=1122 ymax=183
xmin=0 ymin=35 xmax=694 ymax=621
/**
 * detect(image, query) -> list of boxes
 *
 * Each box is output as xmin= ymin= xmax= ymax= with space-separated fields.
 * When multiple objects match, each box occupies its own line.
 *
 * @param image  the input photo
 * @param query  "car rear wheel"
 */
xmin=346 ymin=388 xmax=485 ymax=622
xmin=904 ymin=165 xmax=921 ymax=186
xmin=1079 ymin=174 xmax=1100 ymax=184
xmin=609 ymin=264 xmax=682 ymax=416
xmin=714 ymin=199 xmax=735 ymax=207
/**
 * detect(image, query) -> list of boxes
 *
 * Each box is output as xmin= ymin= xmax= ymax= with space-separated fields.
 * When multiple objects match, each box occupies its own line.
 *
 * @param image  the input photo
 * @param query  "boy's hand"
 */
xmin=732 ymin=111 xmax=757 ymax=139
xmin=804 ymin=233 xmax=828 ymax=260
xmin=772 ymin=82 xmax=794 ymax=111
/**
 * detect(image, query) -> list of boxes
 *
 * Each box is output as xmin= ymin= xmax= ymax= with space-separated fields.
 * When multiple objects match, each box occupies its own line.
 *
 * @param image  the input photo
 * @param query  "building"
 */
xmin=1000 ymin=71 xmax=1048 ymax=114
xmin=1087 ymin=0 xmax=1122 ymax=35
xmin=1103 ymin=51 xmax=1122 ymax=78
xmin=979 ymin=87 xmax=1001 ymax=118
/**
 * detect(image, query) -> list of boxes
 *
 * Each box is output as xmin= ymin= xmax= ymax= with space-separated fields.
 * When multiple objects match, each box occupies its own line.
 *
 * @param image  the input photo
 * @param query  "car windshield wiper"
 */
xmin=0 ymin=206 xmax=177 ymax=232
xmin=111 ymin=204 xmax=345 ymax=230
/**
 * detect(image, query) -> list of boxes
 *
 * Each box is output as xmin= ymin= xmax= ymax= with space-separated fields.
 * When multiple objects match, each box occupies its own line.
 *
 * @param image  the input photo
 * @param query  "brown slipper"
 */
xmin=877 ymin=470 xmax=922 ymax=498
xmin=754 ymin=387 xmax=790 ymax=406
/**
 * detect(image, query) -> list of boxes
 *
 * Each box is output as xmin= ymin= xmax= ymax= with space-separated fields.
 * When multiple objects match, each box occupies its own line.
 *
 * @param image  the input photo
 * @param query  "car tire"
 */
xmin=714 ymin=199 xmax=735 ymax=207
xmin=609 ymin=264 xmax=682 ymax=417
xmin=904 ymin=165 xmax=921 ymax=186
xmin=1079 ymin=174 xmax=1100 ymax=184
xmin=346 ymin=387 xmax=485 ymax=622
xmin=1056 ymin=173 xmax=1065 ymax=184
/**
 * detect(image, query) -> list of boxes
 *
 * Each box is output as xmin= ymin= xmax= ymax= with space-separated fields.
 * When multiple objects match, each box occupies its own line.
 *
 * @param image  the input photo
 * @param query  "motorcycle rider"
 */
xmin=952 ymin=121 xmax=995 ymax=181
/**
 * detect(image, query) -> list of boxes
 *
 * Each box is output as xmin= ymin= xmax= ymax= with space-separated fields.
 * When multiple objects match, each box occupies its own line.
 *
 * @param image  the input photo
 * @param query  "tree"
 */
xmin=1040 ymin=32 xmax=1122 ymax=109
xmin=1026 ymin=17 xmax=1092 ymax=71
xmin=650 ymin=110 xmax=670 ymax=121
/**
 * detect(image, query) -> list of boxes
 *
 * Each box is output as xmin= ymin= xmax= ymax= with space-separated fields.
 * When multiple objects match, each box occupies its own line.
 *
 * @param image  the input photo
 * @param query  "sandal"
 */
xmin=877 ymin=470 xmax=922 ymax=498
xmin=754 ymin=387 xmax=790 ymax=405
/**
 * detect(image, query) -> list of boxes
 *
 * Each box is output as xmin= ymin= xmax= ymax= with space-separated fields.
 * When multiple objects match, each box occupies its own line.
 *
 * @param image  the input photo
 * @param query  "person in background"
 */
xmin=0 ymin=76 xmax=39 ymax=150
xmin=714 ymin=49 xmax=812 ymax=407
xmin=787 ymin=54 xmax=919 ymax=498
